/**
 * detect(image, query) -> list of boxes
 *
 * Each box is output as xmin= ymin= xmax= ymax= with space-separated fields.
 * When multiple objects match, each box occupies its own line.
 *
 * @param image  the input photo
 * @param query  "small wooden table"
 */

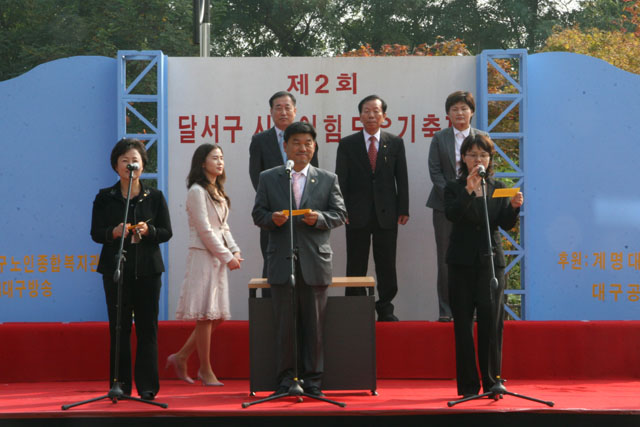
xmin=248 ymin=276 xmax=376 ymax=296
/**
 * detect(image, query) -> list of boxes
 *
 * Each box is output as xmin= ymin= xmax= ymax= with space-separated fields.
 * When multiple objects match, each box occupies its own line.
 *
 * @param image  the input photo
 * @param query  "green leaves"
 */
xmin=0 ymin=0 xmax=197 ymax=81
xmin=2 ymin=0 xmax=637 ymax=81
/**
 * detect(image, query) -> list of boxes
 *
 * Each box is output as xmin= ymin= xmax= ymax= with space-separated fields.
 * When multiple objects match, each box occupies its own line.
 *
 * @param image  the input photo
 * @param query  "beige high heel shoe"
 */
xmin=165 ymin=353 xmax=195 ymax=384
xmin=197 ymin=370 xmax=224 ymax=386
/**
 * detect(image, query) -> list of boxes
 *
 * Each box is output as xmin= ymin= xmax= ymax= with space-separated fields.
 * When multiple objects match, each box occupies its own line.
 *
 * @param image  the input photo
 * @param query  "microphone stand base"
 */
xmin=447 ymin=378 xmax=554 ymax=407
xmin=242 ymin=379 xmax=346 ymax=408
xmin=62 ymin=382 xmax=168 ymax=410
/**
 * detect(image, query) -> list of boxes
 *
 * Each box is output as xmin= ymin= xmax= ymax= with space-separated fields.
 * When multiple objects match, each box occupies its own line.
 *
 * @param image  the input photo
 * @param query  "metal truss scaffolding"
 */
xmin=116 ymin=50 xmax=169 ymax=319
xmin=477 ymin=50 xmax=527 ymax=320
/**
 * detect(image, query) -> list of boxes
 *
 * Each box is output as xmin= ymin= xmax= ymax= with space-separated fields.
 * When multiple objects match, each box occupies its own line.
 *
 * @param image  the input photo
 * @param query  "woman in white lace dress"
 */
xmin=166 ymin=144 xmax=243 ymax=386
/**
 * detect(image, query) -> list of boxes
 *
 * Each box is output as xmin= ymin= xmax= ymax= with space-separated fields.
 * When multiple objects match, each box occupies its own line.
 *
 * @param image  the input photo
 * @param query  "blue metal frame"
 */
xmin=477 ymin=49 xmax=527 ymax=319
xmin=117 ymin=50 xmax=169 ymax=319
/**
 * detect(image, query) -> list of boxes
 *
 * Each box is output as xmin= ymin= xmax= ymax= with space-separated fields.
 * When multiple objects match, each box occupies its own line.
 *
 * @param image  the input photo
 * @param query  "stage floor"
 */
xmin=2 ymin=379 xmax=639 ymax=419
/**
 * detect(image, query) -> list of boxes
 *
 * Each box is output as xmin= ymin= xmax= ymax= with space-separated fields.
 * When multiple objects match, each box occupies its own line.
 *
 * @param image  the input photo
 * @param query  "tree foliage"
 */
xmin=480 ymin=0 xmax=574 ymax=51
xmin=0 ymin=0 xmax=197 ymax=81
xmin=339 ymin=37 xmax=471 ymax=57
xmin=621 ymin=0 xmax=640 ymax=35
xmin=569 ymin=0 xmax=639 ymax=33
xmin=2 ymin=0 xmax=637 ymax=82
xmin=542 ymin=0 xmax=640 ymax=74
xmin=208 ymin=0 xmax=352 ymax=56
xmin=1 ymin=0 xmax=598 ymax=81
xmin=542 ymin=27 xmax=640 ymax=73
xmin=335 ymin=0 xmax=579 ymax=54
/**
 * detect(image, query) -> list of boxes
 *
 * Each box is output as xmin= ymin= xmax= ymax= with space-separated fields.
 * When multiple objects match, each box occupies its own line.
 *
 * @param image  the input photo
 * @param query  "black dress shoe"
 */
xmin=438 ymin=316 xmax=452 ymax=322
xmin=140 ymin=391 xmax=155 ymax=401
xmin=378 ymin=313 xmax=399 ymax=322
xmin=304 ymin=386 xmax=325 ymax=397
xmin=270 ymin=386 xmax=289 ymax=396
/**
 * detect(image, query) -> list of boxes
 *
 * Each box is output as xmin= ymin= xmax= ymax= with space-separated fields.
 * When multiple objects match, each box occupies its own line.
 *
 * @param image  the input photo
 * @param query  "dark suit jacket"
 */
xmin=249 ymin=127 xmax=319 ymax=191
xmin=426 ymin=127 xmax=488 ymax=211
xmin=90 ymin=182 xmax=173 ymax=276
xmin=335 ymin=131 xmax=409 ymax=229
xmin=252 ymin=165 xmax=346 ymax=286
xmin=444 ymin=177 xmax=519 ymax=268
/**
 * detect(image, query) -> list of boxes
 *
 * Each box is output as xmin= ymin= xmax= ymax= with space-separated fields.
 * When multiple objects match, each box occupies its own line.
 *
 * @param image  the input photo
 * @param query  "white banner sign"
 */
xmin=167 ymin=56 xmax=476 ymax=320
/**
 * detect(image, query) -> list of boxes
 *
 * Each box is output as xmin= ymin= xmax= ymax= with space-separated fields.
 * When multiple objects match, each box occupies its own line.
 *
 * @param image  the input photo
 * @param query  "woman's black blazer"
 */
xmin=444 ymin=177 xmax=519 ymax=268
xmin=91 ymin=182 xmax=172 ymax=276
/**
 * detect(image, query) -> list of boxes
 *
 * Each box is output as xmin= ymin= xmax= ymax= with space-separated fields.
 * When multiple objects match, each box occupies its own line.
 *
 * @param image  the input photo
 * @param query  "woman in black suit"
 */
xmin=444 ymin=134 xmax=523 ymax=397
xmin=90 ymin=138 xmax=172 ymax=401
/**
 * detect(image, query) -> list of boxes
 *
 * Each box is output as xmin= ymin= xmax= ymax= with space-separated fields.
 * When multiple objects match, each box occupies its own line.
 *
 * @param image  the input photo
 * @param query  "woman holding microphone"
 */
xmin=444 ymin=134 xmax=523 ymax=397
xmin=91 ymin=138 xmax=172 ymax=401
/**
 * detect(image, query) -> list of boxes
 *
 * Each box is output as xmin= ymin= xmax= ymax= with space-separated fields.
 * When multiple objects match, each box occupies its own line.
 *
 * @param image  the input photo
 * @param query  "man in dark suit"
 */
xmin=252 ymin=122 xmax=346 ymax=397
xmin=249 ymin=91 xmax=319 ymax=281
xmin=335 ymin=95 xmax=409 ymax=322
xmin=427 ymin=91 xmax=487 ymax=322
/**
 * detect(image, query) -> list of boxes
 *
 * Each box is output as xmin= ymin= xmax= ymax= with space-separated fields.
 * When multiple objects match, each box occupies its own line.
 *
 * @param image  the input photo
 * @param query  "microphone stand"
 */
xmin=243 ymin=166 xmax=345 ymax=408
xmin=447 ymin=175 xmax=553 ymax=408
xmin=63 ymin=168 xmax=167 ymax=410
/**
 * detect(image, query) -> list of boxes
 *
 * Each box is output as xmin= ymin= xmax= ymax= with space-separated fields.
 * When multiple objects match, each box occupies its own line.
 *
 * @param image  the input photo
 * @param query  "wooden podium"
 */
xmin=248 ymin=277 xmax=377 ymax=395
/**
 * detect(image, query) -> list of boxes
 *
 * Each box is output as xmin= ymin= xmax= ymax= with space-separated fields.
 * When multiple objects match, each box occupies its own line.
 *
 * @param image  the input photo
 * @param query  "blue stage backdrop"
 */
xmin=526 ymin=52 xmax=640 ymax=319
xmin=0 ymin=56 xmax=117 ymax=321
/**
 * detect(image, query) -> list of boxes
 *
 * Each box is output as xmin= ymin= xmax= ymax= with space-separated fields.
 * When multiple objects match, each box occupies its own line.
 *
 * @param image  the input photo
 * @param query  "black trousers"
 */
xmin=103 ymin=272 xmax=161 ymax=396
xmin=448 ymin=263 xmax=505 ymax=396
xmin=432 ymin=209 xmax=453 ymax=318
xmin=259 ymin=228 xmax=271 ymax=297
xmin=344 ymin=211 xmax=398 ymax=317
xmin=270 ymin=262 xmax=328 ymax=390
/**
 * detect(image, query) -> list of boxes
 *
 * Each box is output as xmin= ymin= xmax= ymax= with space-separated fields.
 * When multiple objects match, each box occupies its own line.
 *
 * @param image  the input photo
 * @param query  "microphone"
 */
xmin=477 ymin=165 xmax=487 ymax=178
xmin=285 ymin=160 xmax=295 ymax=174
xmin=127 ymin=163 xmax=140 ymax=171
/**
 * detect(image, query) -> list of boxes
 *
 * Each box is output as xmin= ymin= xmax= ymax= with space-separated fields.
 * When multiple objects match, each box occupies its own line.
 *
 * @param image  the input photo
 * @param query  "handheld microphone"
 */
xmin=477 ymin=165 xmax=487 ymax=178
xmin=285 ymin=160 xmax=295 ymax=174
xmin=127 ymin=163 xmax=140 ymax=171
